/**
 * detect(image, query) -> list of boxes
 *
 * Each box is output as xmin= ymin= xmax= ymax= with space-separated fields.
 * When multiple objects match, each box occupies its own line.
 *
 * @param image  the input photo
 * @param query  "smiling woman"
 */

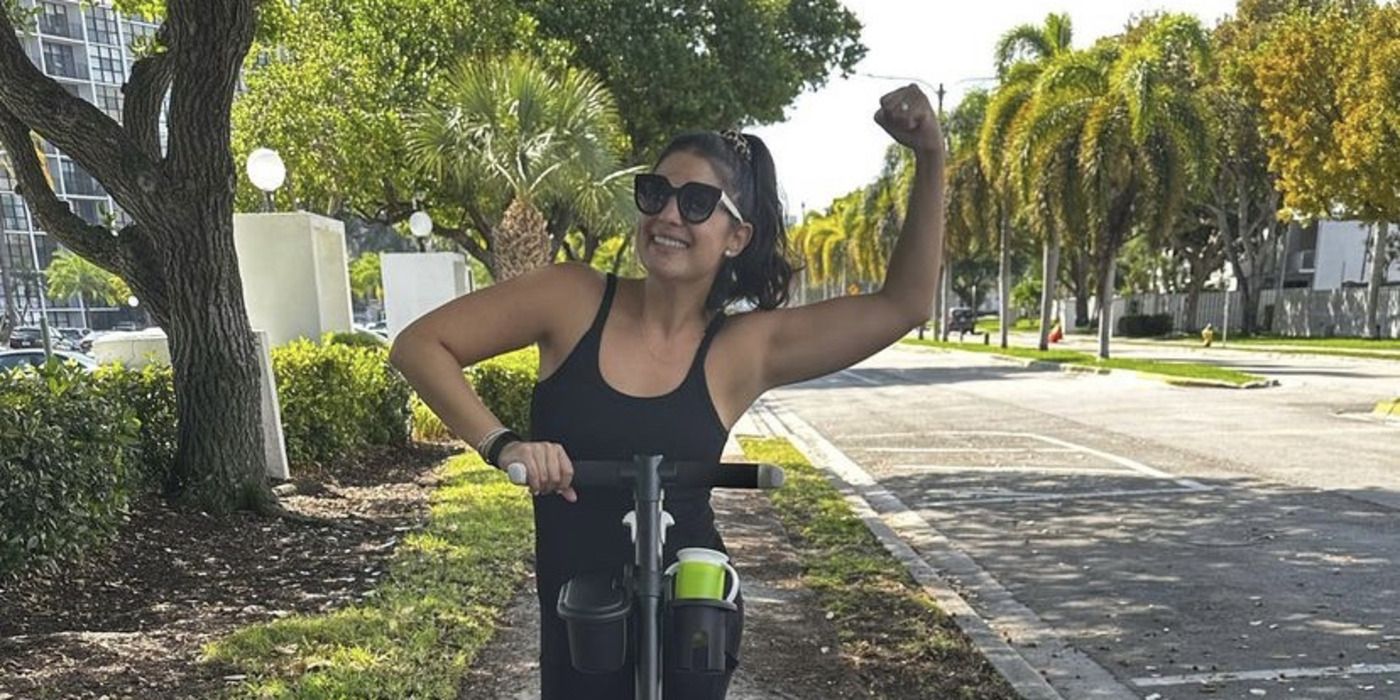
xmin=390 ymin=83 xmax=946 ymax=700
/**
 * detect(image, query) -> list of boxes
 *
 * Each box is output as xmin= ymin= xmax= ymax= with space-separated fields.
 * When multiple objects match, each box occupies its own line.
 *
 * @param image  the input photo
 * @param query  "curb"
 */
xmin=1374 ymin=400 xmax=1400 ymax=420
xmin=907 ymin=342 xmax=1278 ymax=389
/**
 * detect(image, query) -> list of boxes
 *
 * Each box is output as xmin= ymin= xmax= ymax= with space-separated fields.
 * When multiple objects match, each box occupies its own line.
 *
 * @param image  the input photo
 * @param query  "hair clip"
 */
xmin=720 ymin=129 xmax=751 ymax=161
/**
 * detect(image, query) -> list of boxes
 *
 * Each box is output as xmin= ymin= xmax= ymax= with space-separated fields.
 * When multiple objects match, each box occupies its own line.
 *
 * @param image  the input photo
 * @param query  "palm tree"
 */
xmin=407 ymin=54 xmax=638 ymax=281
xmin=945 ymin=89 xmax=996 ymax=336
xmin=1021 ymin=15 xmax=1213 ymax=358
xmin=45 ymin=249 xmax=131 ymax=329
xmin=981 ymin=13 xmax=1076 ymax=350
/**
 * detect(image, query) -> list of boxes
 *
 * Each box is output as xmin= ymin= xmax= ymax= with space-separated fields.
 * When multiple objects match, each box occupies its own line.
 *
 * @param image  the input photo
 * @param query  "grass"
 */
xmin=902 ymin=338 xmax=1267 ymax=386
xmin=1227 ymin=336 xmax=1400 ymax=351
xmin=973 ymin=316 xmax=1040 ymax=334
xmin=741 ymin=437 xmax=1018 ymax=699
xmin=203 ymin=452 xmax=534 ymax=699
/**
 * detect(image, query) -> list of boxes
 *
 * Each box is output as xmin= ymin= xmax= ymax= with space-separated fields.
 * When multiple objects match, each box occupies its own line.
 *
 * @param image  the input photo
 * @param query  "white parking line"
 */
xmin=885 ymin=464 xmax=1133 ymax=476
xmin=1132 ymin=662 xmax=1400 ymax=687
xmin=838 ymin=369 xmax=882 ymax=386
xmin=917 ymin=486 xmax=1207 ymax=508
xmin=859 ymin=447 xmax=1078 ymax=453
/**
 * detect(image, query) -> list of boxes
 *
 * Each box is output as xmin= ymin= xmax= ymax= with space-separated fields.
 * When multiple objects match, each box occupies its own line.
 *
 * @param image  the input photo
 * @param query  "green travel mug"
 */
xmin=664 ymin=547 xmax=739 ymax=602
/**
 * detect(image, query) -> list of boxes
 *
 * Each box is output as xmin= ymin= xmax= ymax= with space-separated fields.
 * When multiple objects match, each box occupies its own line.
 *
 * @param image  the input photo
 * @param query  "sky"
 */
xmin=751 ymin=0 xmax=1239 ymax=218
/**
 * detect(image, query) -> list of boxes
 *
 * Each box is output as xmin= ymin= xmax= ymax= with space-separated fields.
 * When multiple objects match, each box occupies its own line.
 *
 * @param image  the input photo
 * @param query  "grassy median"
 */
xmin=742 ymin=437 xmax=1019 ymax=699
xmin=203 ymin=453 xmax=534 ymax=699
xmin=902 ymin=338 xmax=1268 ymax=386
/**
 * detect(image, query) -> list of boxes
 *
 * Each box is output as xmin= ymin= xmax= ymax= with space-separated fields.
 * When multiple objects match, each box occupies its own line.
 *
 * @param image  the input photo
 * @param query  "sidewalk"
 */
xmin=456 ymin=429 xmax=867 ymax=700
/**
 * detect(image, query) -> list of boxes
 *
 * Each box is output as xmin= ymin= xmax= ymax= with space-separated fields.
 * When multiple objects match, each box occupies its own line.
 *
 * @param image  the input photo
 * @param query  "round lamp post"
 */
xmin=245 ymin=148 xmax=286 ymax=212
xmin=409 ymin=210 xmax=433 ymax=252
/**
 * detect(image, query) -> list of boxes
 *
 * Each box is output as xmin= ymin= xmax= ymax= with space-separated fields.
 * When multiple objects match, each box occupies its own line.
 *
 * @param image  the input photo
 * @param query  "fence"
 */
xmin=1058 ymin=287 xmax=1400 ymax=338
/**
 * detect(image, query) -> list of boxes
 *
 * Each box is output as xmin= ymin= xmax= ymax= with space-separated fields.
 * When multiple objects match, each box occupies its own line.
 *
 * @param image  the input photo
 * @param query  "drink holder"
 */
xmin=557 ymin=570 xmax=634 ymax=673
xmin=663 ymin=573 xmax=737 ymax=675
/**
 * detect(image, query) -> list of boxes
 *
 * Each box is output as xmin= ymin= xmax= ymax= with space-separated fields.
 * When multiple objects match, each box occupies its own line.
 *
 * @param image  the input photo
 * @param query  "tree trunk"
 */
xmin=998 ymin=214 xmax=1010 ymax=349
xmin=160 ymin=210 xmax=269 ymax=511
xmin=1038 ymin=230 xmax=1060 ymax=351
xmin=493 ymin=197 xmax=552 ymax=281
xmin=1185 ymin=278 xmax=1203 ymax=334
xmin=1365 ymin=221 xmax=1391 ymax=339
xmin=1097 ymin=248 xmax=1116 ymax=360
xmin=1072 ymin=250 xmax=1090 ymax=328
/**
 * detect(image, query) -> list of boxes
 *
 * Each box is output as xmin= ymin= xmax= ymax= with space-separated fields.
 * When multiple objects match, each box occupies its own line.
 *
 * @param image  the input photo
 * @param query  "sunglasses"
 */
xmin=634 ymin=173 xmax=744 ymax=225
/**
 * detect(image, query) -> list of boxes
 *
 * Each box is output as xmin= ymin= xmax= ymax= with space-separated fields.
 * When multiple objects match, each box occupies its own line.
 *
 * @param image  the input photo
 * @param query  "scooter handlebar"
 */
xmin=504 ymin=459 xmax=784 ymax=490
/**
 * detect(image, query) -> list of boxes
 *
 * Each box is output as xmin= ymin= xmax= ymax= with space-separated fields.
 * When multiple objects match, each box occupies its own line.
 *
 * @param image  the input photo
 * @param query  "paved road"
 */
xmin=761 ymin=345 xmax=1400 ymax=699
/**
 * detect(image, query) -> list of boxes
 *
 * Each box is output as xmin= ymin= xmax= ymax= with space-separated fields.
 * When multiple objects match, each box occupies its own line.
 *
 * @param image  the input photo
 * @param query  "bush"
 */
xmin=1117 ymin=313 xmax=1173 ymax=337
xmin=327 ymin=330 xmax=389 ymax=348
xmin=0 ymin=361 xmax=138 ymax=577
xmin=410 ymin=347 xmax=539 ymax=442
xmin=272 ymin=337 xmax=412 ymax=467
xmin=93 ymin=363 xmax=177 ymax=493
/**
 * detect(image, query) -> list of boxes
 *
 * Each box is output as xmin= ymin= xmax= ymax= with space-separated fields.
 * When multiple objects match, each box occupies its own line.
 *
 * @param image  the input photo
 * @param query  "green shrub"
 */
xmin=93 ymin=362 xmax=177 ymax=493
xmin=327 ymin=330 xmax=389 ymax=349
xmin=1117 ymin=313 xmax=1173 ymax=337
xmin=272 ymin=338 xmax=411 ymax=467
xmin=0 ymin=361 xmax=138 ymax=577
xmin=410 ymin=347 xmax=539 ymax=442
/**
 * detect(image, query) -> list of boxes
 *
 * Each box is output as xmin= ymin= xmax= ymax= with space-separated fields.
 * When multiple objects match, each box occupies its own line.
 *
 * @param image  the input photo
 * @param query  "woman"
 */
xmin=390 ymin=84 xmax=945 ymax=699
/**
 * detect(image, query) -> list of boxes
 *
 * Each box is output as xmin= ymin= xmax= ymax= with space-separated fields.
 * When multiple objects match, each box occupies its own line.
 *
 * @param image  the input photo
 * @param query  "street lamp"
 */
xmin=409 ymin=210 xmax=433 ymax=252
xmin=245 ymin=148 xmax=286 ymax=212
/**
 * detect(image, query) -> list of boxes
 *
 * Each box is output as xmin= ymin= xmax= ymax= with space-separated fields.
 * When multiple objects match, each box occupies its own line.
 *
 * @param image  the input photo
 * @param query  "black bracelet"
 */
xmin=484 ymin=430 xmax=523 ymax=468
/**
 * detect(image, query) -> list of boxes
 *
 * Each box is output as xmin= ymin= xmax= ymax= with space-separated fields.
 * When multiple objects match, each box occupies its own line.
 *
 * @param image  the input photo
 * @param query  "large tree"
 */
xmin=980 ymin=13 xmax=1076 ymax=350
xmin=233 ymin=0 xmax=866 ymax=266
xmin=1253 ymin=1 xmax=1398 ymax=338
xmin=0 ymin=1 xmax=271 ymax=512
xmin=405 ymin=54 xmax=637 ymax=281
xmin=1020 ymin=16 xmax=1213 ymax=358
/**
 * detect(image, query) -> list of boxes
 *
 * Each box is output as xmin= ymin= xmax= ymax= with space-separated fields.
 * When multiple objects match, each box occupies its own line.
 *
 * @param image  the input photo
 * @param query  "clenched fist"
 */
xmin=873 ymin=84 xmax=945 ymax=160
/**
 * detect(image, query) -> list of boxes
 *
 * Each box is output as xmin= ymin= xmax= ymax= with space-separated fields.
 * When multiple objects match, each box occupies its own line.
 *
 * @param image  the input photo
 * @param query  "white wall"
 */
xmin=382 ymin=252 xmax=470 ymax=340
xmin=1313 ymin=220 xmax=1400 ymax=290
xmin=233 ymin=212 xmax=354 ymax=346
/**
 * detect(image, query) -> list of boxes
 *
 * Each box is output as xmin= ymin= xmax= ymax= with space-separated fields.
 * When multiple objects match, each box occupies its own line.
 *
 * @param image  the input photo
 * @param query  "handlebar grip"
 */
xmin=505 ymin=462 xmax=528 ymax=485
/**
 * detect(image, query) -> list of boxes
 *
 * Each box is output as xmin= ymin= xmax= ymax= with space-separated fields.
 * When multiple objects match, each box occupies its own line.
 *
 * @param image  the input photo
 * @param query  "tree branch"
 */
xmin=0 ymin=11 xmax=165 ymax=212
xmin=122 ymin=22 xmax=176 ymax=162
xmin=438 ymin=223 xmax=489 ymax=263
xmin=0 ymin=106 xmax=124 ymax=272
xmin=162 ymin=0 xmax=255 ymax=181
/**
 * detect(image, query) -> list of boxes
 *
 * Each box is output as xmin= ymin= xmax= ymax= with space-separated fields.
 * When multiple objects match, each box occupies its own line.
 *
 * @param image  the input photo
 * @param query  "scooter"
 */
xmin=507 ymin=455 xmax=784 ymax=700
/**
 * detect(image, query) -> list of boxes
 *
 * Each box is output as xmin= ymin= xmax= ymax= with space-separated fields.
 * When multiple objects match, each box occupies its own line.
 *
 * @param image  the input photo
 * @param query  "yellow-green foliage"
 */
xmin=411 ymin=347 xmax=539 ymax=442
xmin=205 ymin=452 xmax=535 ymax=698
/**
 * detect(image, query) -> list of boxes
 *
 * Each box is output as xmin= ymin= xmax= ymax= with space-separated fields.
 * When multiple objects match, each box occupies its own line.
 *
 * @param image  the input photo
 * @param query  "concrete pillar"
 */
xmin=382 ymin=252 xmax=470 ymax=340
xmin=233 ymin=212 xmax=354 ymax=347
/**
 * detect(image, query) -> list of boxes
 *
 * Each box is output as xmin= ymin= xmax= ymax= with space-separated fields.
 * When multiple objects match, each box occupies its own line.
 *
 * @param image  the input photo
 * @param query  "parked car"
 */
xmin=55 ymin=327 xmax=92 ymax=352
xmin=947 ymin=307 xmax=979 ymax=335
xmin=0 ymin=349 xmax=100 ymax=373
xmin=8 ymin=326 xmax=56 ymax=350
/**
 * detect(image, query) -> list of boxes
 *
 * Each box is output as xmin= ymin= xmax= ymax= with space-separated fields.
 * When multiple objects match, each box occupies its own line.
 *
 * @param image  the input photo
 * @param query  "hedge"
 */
xmin=1 ymin=360 xmax=137 ymax=577
xmin=411 ymin=347 xmax=538 ymax=442
xmin=1117 ymin=313 xmax=1173 ymax=337
xmin=270 ymin=336 xmax=412 ymax=467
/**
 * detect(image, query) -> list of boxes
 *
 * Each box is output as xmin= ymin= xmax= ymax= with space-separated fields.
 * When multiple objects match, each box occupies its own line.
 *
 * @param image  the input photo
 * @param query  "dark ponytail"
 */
xmin=655 ymin=131 xmax=798 ymax=312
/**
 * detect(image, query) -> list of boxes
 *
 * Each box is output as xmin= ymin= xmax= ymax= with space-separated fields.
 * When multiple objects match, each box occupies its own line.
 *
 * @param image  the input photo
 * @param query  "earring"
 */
xmin=724 ymin=250 xmax=737 ymax=258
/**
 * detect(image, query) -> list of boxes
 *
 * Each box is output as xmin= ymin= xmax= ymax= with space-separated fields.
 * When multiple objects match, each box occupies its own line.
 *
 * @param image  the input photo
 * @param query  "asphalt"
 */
xmin=757 ymin=344 xmax=1400 ymax=699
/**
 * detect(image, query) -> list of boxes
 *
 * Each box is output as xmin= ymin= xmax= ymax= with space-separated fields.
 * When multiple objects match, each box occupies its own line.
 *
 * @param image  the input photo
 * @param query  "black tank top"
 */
xmin=529 ymin=273 xmax=730 ymax=601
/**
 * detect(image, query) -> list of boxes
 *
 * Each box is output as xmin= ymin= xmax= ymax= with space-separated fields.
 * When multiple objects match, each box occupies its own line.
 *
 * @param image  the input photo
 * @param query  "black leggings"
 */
xmin=539 ymin=593 xmax=744 ymax=700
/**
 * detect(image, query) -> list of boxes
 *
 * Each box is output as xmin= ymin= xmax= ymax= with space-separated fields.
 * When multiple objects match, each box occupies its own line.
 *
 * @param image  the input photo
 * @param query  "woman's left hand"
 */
xmin=873 ymin=84 xmax=945 ymax=160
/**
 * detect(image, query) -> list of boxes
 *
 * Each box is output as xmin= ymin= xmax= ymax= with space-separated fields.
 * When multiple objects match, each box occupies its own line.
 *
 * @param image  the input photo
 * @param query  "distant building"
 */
xmin=1267 ymin=219 xmax=1400 ymax=291
xmin=1 ymin=0 xmax=160 ymax=331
